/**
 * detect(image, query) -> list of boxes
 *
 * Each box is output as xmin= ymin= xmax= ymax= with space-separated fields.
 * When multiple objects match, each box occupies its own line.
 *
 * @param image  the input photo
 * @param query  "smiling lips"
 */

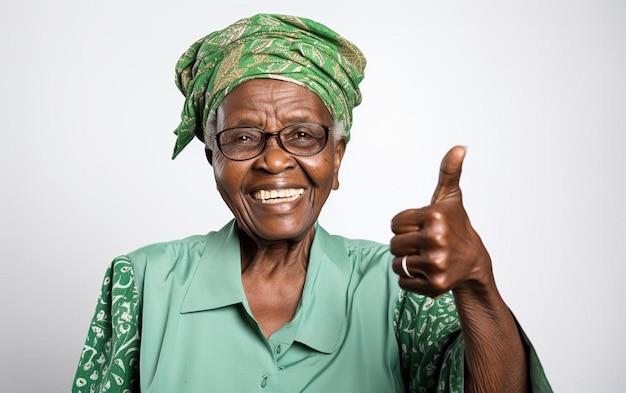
xmin=252 ymin=188 xmax=305 ymax=204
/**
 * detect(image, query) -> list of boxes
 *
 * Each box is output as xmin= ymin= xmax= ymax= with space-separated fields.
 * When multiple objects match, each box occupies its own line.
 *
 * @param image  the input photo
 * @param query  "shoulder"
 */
xmin=332 ymin=234 xmax=389 ymax=251
xmin=128 ymin=233 xmax=211 ymax=263
xmin=314 ymin=224 xmax=393 ymax=273
xmin=316 ymin=224 xmax=390 ymax=253
xmin=119 ymin=221 xmax=238 ymax=292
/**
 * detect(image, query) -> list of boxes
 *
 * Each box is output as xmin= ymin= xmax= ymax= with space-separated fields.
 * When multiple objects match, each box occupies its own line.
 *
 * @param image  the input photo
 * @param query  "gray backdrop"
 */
xmin=2 ymin=1 xmax=625 ymax=391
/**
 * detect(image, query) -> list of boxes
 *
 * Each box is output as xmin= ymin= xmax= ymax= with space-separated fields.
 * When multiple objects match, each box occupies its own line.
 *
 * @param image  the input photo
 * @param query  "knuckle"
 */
xmin=430 ymin=252 xmax=448 ymax=272
xmin=430 ymin=209 xmax=444 ymax=222
xmin=431 ymin=232 xmax=447 ymax=247
xmin=391 ymin=213 xmax=421 ymax=234
xmin=391 ymin=209 xmax=408 ymax=223
xmin=429 ymin=274 xmax=449 ymax=294
xmin=390 ymin=216 xmax=401 ymax=233
xmin=389 ymin=236 xmax=401 ymax=254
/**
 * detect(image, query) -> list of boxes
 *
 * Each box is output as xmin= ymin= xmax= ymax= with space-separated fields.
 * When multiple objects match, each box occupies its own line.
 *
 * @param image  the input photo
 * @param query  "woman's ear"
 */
xmin=332 ymin=138 xmax=346 ymax=190
xmin=205 ymin=148 xmax=213 ymax=166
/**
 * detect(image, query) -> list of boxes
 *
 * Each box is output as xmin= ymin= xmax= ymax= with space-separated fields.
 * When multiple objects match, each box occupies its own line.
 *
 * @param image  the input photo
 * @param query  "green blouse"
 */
xmin=72 ymin=220 xmax=552 ymax=392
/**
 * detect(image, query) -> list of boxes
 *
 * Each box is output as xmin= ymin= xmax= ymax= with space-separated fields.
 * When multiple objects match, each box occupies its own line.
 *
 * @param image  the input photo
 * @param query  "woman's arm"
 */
xmin=390 ymin=146 xmax=527 ymax=392
xmin=453 ymin=276 xmax=528 ymax=392
xmin=72 ymin=257 xmax=141 ymax=393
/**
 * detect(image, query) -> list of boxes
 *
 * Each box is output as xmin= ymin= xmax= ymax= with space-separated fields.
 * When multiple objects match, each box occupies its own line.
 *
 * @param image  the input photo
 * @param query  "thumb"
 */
xmin=431 ymin=145 xmax=467 ymax=204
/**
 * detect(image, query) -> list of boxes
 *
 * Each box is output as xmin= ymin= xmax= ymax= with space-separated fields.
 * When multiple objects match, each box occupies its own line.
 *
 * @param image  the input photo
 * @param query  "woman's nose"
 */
xmin=255 ymin=136 xmax=296 ymax=173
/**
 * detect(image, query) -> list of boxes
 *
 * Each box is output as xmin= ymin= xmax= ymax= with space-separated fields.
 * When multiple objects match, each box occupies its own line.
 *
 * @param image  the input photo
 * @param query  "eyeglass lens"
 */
xmin=217 ymin=123 xmax=329 ymax=160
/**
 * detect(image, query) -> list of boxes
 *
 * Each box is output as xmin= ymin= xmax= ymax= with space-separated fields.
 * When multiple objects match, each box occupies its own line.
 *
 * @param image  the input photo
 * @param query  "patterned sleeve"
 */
xmin=394 ymin=291 xmax=464 ymax=393
xmin=394 ymin=290 xmax=553 ymax=393
xmin=72 ymin=257 xmax=141 ymax=393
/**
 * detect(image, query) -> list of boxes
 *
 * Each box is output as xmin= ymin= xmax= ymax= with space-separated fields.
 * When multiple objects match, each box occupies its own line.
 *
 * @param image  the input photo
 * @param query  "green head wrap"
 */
xmin=172 ymin=13 xmax=366 ymax=158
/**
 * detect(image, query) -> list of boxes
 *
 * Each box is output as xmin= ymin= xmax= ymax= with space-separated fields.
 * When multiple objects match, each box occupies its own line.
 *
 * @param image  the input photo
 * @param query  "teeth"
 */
xmin=253 ymin=188 xmax=305 ymax=203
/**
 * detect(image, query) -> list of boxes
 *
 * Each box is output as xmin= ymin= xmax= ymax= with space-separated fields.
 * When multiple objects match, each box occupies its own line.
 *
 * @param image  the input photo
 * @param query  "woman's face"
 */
xmin=211 ymin=79 xmax=346 ymax=244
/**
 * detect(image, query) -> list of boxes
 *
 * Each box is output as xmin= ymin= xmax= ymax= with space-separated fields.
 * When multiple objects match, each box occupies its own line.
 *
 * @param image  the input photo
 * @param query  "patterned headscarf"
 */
xmin=172 ymin=13 xmax=366 ymax=158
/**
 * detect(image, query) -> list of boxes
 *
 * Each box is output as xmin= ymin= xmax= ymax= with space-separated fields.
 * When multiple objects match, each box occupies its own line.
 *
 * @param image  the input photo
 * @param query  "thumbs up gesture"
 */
xmin=390 ymin=146 xmax=493 ymax=298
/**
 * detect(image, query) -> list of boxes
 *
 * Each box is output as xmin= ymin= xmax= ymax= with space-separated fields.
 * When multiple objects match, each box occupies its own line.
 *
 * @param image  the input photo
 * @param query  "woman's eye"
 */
xmin=228 ymin=130 xmax=259 ymax=144
xmin=295 ymin=131 xmax=311 ymax=138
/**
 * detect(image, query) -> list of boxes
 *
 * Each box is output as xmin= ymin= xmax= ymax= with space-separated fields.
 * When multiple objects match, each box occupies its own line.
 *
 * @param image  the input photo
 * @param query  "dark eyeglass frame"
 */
xmin=214 ymin=122 xmax=331 ymax=161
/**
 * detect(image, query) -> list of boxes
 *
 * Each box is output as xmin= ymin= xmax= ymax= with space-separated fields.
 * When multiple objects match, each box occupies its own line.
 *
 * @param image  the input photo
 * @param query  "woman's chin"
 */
xmin=240 ymin=216 xmax=315 ymax=244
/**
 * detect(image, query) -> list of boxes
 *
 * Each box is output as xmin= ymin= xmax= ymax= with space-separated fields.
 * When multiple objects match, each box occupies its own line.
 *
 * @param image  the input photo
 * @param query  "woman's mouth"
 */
xmin=252 ymin=188 xmax=305 ymax=204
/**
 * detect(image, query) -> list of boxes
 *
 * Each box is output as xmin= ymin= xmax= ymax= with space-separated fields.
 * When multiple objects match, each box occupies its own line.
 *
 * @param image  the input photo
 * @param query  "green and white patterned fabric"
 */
xmin=172 ymin=14 xmax=366 ymax=158
xmin=73 ymin=258 xmax=140 ymax=393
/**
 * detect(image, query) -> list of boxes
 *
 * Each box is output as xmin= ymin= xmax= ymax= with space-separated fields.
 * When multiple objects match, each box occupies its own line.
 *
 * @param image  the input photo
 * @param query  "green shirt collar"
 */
xmin=180 ymin=220 xmax=350 ymax=353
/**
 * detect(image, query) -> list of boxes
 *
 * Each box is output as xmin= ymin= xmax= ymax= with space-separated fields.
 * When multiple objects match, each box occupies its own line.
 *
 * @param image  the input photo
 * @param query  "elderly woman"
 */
xmin=73 ymin=14 xmax=551 ymax=393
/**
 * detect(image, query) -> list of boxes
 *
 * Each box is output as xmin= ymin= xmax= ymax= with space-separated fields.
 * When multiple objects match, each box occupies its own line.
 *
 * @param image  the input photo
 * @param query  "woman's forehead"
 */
xmin=218 ymin=79 xmax=332 ymax=123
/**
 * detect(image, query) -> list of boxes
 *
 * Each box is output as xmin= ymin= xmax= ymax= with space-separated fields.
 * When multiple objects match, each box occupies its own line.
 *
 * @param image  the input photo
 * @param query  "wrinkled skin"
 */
xmin=207 ymin=79 xmax=345 ymax=339
xmin=209 ymin=80 xmax=344 ymax=248
xmin=209 ymin=79 xmax=528 ymax=392
xmin=390 ymin=147 xmax=490 ymax=298
xmin=390 ymin=146 xmax=528 ymax=393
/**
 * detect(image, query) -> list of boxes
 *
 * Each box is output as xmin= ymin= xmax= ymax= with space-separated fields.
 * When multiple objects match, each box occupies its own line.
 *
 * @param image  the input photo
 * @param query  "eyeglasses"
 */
xmin=215 ymin=122 xmax=331 ymax=161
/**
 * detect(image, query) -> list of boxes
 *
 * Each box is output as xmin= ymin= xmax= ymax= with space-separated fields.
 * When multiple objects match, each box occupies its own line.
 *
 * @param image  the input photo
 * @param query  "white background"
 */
xmin=2 ymin=1 xmax=625 ymax=391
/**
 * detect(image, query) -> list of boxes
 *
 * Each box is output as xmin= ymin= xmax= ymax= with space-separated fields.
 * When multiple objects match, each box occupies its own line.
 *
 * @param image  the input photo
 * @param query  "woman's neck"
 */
xmin=237 ymin=226 xmax=315 ymax=338
xmin=238 ymin=226 xmax=315 ymax=277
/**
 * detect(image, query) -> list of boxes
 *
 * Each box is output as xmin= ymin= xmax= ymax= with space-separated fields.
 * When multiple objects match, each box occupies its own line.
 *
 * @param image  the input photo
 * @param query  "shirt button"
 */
xmin=261 ymin=375 xmax=268 ymax=388
xmin=275 ymin=344 xmax=282 ymax=354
